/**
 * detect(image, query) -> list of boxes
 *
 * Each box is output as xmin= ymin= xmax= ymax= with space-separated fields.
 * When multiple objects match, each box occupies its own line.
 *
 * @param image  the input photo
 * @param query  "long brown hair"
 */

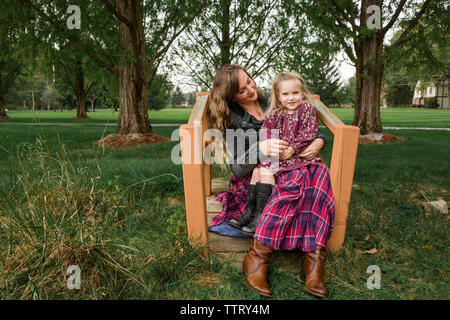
xmin=207 ymin=64 xmax=263 ymax=133
xmin=266 ymin=72 xmax=313 ymax=116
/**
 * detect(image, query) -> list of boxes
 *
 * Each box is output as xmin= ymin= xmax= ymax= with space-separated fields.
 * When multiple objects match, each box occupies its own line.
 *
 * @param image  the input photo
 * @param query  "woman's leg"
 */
xmin=243 ymin=239 xmax=273 ymax=297
xmin=229 ymin=168 xmax=259 ymax=229
xmin=242 ymin=168 xmax=275 ymax=235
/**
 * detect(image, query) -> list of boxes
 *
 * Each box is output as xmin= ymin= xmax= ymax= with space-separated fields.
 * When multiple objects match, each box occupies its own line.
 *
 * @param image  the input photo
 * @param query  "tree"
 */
xmin=383 ymin=3 xmax=449 ymax=102
xmin=148 ymin=73 xmax=173 ymax=110
xmin=188 ymin=93 xmax=196 ymax=106
xmin=0 ymin=0 xmax=36 ymax=118
xmin=52 ymin=48 xmax=98 ymax=118
xmin=41 ymin=85 xmax=62 ymax=111
xmin=335 ymin=77 xmax=357 ymax=106
xmin=384 ymin=73 xmax=414 ymax=107
xmin=305 ymin=61 xmax=342 ymax=106
xmin=295 ymin=0 xmax=436 ymax=135
xmin=173 ymin=0 xmax=308 ymax=88
xmin=171 ymin=86 xmax=185 ymax=106
xmin=24 ymin=0 xmax=207 ymax=138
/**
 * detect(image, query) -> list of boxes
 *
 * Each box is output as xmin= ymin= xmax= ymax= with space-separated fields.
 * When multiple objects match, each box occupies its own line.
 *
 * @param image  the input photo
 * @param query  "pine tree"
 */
xmin=171 ymin=86 xmax=185 ymax=106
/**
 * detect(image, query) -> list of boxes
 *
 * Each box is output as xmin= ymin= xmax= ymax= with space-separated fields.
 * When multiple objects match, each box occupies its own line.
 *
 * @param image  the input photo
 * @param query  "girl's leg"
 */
xmin=250 ymin=167 xmax=260 ymax=184
xmin=259 ymin=167 xmax=275 ymax=185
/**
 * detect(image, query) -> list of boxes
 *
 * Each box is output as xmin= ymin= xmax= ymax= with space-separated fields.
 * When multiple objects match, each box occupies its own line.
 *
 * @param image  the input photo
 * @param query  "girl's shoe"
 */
xmin=303 ymin=246 xmax=327 ymax=298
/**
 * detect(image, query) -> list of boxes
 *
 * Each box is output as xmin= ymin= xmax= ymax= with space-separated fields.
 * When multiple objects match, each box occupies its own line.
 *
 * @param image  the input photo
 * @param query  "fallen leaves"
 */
xmin=363 ymin=248 xmax=378 ymax=255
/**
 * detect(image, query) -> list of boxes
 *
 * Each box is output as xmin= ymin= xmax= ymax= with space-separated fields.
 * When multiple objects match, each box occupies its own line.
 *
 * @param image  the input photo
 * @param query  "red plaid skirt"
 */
xmin=210 ymin=162 xmax=335 ymax=252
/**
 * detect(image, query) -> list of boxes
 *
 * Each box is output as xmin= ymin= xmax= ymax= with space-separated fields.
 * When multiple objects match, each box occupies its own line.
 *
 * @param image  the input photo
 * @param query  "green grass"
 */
xmin=2 ymin=107 xmax=450 ymax=127
xmin=330 ymin=107 xmax=450 ymax=128
xmin=0 ymin=123 xmax=448 ymax=299
xmin=2 ymin=108 xmax=193 ymax=124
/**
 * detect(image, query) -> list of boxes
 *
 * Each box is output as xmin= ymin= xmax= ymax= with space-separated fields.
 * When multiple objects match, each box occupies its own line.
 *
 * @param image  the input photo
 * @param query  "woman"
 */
xmin=207 ymin=64 xmax=334 ymax=298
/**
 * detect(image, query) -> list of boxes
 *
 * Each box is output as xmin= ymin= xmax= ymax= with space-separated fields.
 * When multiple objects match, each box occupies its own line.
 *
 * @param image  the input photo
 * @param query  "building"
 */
xmin=413 ymin=76 xmax=449 ymax=109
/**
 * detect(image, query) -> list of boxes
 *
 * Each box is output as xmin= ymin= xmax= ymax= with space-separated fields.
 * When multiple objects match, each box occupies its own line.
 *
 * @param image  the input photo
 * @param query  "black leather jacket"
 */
xmin=226 ymin=94 xmax=327 ymax=177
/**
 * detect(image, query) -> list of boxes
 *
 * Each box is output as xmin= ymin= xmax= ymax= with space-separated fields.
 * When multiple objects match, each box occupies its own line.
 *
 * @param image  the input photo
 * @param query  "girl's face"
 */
xmin=277 ymin=79 xmax=303 ymax=112
xmin=232 ymin=70 xmax=258 ymax=105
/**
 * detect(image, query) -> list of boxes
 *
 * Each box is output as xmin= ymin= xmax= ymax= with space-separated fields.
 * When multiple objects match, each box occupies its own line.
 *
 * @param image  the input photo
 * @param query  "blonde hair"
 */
xmin=266 ymin=72 xmax=313 ymax=116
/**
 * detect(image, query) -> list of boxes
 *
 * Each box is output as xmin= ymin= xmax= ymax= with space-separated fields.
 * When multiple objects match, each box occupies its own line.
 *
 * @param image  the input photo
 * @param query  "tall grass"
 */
xmin=0 ymin=139 xmax=148 ymax=298
xmin=0 ymin=133 xmax=224 ymax=299
xmin=0 ymin=124 xmax=448 ymax=300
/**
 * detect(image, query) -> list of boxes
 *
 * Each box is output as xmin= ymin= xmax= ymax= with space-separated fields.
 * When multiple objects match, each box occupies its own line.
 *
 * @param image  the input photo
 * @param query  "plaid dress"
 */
xmin=210 ymin=162 xmax=335 ymax=252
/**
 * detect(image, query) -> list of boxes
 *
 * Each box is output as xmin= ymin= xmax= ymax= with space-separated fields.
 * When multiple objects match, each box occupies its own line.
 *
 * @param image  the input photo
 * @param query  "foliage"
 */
xmin=0 ymin=0 xmax=38 ymax=113
xmin=424 ymin=97 xmax=439 ymax=109
xmin=187 ymin=93 xmax=195 ymax=106
xmin=335 ymin=77 xmax=356 ymax=105
xmin=384 ymin=72 xmax=414 ymax=107
xmin=41 ymin=86 xmax=63 ymax=108
xmin=148 ymin=73 xmax=173 ymax=110
xmin=305 ymin=60 xmax=342 ymax=106
xmin=173 ymin=0 xmax=312 ymax=88
xmin=171 ymin=86 xmax=185 ymax=106
xmin=384 ymin=1 xmax=449 ymax=85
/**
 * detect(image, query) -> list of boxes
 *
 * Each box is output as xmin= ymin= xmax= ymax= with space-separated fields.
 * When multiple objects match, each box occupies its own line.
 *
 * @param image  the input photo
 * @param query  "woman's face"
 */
xmin=232 ymin=70 xmax=258 ymax=105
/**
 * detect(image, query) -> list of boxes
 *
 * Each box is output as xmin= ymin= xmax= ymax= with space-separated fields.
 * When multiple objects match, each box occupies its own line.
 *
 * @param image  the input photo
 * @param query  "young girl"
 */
xmin=229 ymin=72 xmax=322 ymax=235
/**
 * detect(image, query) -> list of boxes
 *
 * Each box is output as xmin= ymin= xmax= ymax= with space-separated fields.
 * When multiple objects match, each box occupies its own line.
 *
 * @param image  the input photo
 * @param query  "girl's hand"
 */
xmin=259 ymin=139 xmax=289 ymax=158
xmin=298 ymin=138 xmax=324 ymax=160
xmin=279 ymin=146 xmax=295 ymax=160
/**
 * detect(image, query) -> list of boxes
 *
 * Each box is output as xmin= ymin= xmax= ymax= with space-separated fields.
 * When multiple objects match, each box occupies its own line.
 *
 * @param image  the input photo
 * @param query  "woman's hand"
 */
xmin=259 ymin=139 xmax=289 ymax=158
xmin=279 ymin=146 xmax=295 ymax=160
xmin=298 ymin=138 xmax=324 ymax=160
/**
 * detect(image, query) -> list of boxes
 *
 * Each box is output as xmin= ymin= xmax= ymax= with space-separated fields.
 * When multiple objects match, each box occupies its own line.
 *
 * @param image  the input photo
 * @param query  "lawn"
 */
xmin=0 ymin=118 xmax=448 ymax=299
xmin=2 ymin=108 xmax=193 ymax=124
xmin=2 ymin=107 xmax=450 ymax=128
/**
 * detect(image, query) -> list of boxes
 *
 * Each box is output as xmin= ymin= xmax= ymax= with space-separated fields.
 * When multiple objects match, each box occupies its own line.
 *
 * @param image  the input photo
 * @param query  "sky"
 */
xmin=170 ymin=50 xmax=356 ymax=94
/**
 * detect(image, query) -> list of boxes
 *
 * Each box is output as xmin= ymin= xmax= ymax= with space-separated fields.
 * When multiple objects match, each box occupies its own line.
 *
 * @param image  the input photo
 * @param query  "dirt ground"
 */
xmin=359 ymin=132 xmax=405 ymax=145
xmin=95 ymin=132 xmax=170 ymax=149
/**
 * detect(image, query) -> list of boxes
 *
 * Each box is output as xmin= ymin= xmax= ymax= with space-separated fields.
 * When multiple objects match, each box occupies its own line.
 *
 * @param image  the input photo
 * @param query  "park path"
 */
xmin=1 ymin=122 xmax=449 ymax=131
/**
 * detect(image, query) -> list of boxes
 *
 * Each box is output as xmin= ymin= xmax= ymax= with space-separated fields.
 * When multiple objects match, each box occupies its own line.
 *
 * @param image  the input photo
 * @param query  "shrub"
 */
xmin=424 ymin=97 xmax=439 ymax=109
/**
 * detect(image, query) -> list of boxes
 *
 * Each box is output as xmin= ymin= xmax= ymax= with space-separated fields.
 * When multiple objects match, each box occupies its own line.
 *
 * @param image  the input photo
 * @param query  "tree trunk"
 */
xmin=220 ymin=0 xmax=232 ymax=66
xmin=75 ymin=59 xmax=88 ymax=118
xmin=116 ymin=0 xmax=151 ymax=134
xmin=31 ymin=89 xmax=35 ymax=111
xmin=0 ymin=96 xmax=8 ymax=118
xmin=353 ymin=0 xmax=384 ymax=135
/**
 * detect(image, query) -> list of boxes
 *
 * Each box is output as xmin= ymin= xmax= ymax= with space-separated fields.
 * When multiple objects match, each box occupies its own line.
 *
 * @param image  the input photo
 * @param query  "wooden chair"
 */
xmin=179 ymin=93 xmax=359 ymax=253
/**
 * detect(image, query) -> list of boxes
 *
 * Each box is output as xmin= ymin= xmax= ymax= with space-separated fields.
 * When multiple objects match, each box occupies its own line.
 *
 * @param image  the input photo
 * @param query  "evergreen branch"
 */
xmin=330 ymin=0 xmax=357 ymax=32
xmin=100 ymin=0 xmax=135 ymax=33
xmin=150 ymin=0 xmax=207 ymax=68
xmin=23 ymin=0 xmax=118 ymax=75
xmin=386 ymin=0 xmax=432 ymax=55
xmin=382 ymin=0 xmax=408 ymax=36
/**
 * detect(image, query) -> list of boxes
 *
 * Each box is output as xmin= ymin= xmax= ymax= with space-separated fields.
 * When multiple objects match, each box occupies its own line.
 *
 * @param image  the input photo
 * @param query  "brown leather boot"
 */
xmin=242 ymin=239 xmax=273 ymax=297
xmin=303 ymin=246 xmax=327 ymax=298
